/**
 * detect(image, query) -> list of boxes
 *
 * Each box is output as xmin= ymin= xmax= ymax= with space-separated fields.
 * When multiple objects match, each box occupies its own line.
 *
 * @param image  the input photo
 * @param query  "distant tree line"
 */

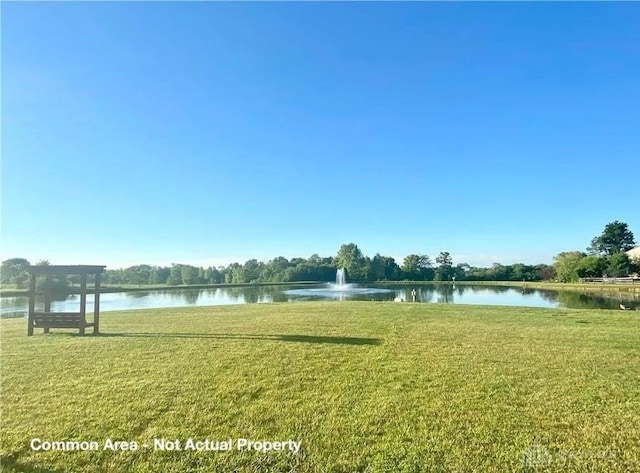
xmin=0 ymin=259 xmax=72 ymax=294
xmin=2 ymin=244 xmax=558 ymax=289
xmin=552 ymin=221 xmax=640 ymax=282
xmin=6 ymin=223 xmax=636 ymax=288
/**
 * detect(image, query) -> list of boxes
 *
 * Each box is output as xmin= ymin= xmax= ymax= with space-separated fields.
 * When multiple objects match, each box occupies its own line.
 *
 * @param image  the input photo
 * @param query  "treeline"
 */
xmin=1 ymin=245 xmax=555 ymax=288
xmin=101 ymin=259 xmax=555 ymax=286
xmin=0 ymin=259 xmax=71 ymax=294
xmin=552 ymin=221 xmax=639 ymax=282
xmin=553 ymin=252 xmax=639 ymax=282
xmin=5 ymin=221 xmax=636 ymax=288
xmin=102 ymin=257 xmax=337 ymax=286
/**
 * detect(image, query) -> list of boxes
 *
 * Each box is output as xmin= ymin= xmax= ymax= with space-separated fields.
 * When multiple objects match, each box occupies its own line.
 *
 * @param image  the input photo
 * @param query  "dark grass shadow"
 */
xmin=0 ymin=454 xmax=63 ymax=473
xmin=94 ymin=332 xmax=381 ymax=345
xmin=280 ymin=334 xmax=380 ymax=345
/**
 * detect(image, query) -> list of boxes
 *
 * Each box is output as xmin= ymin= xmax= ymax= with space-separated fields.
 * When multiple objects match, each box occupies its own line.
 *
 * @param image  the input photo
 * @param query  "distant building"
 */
xmin=627 ymin=246 xmax=640 ymax=260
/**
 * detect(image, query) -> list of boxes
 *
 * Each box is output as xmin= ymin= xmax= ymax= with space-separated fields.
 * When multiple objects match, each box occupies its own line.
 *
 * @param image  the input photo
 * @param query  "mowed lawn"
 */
xmin=1 ymin=302 xmax=639 ymax=472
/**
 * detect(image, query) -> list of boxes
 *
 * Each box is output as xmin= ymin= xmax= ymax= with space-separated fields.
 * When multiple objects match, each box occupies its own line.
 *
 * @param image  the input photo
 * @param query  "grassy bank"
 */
xmin=0 ymin=281 xmax=320 ymax=297
xmin=378 ymin=280 xmax=640 ymax=293
xmin=1 ymin=303 xmax=639 ymax=472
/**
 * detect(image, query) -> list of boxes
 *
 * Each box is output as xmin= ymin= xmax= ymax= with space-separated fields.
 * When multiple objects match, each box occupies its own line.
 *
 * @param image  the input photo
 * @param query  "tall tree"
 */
xmin=381 ymin=256 xmax=401 ymax=281
xmin=588 ymin=221 xmax=636 ymax=256
xmin=453 ymin=263 xmax=471 ymax=281
xmin=228 ymin=263 xmax=246 ymax=283
xmin=435 ymin=252 xmax=453 ymax=266
xmin=401 ymin=254 xmax=432 ymax=280
xmin=243 ymin=259 xmax=261 ymax=283
xmin=166 ymin=265 xmax=183 ymax=285
xmin=434 ymin=252 xmax=454 ymax=281
xmin=335 ymin=243 xmax=366 ymax=281
xmin=372 ymin=254 xmax=401 ymax=281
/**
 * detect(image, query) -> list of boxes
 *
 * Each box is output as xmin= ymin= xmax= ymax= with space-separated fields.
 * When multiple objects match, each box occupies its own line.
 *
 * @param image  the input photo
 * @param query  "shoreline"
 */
xmin=1 ymin=280 xmax=639 ymax=298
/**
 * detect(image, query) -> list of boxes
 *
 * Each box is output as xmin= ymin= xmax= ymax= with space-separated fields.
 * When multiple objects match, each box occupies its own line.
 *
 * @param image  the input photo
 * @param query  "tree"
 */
xmin=588 ymin=221 xmax=636 ymax=256
xmin=435 ymin=252 xmax=452 ymax=266
xmin=381 ymin=256 xmax=402 ymax=281
xmin=166 ymin=265 xmax=183 ymax=285
xmin=488 ymin=263 xmax=511 ymax=280
xmin=149 ymin=268 xmax=161 ymax=285
xmin=371 ymin=254 xmax=401 ymax=281
xmin=124 ymin=265 xmax=152 ymax=285
xmin=150 ymin=266 xmax=170 ymax=284
xmin=36 ymin=274 xmax=70 ymax=295
xmin=553 ymin=251 xmax=585 ymax=282
xmin=30 ymin=259 xmax=70 ymax=295
xmin=607 ymin=252 xmax=631 ymax=277
xmin=434 ymin=252 xmax=454 ymax=281
xmin=511 ymin=263 xmax=527 ymax=281
xmin=308 ymin=254 xmax=322 ymax=265
xmin=243 ymin=259 xmax=261 ymax=283
xmin=208 ymin=267 xmax=223 ymax=284
xmin=259 ymin=257 xmax=290 ymax=282
xmin=227 ymin=263 xmax=246 ymax=283
xmin=576 ymin=255 xmax=607 ymax=278
xmin=335 ymin=243 xmax=366 ymax=281
xmin=1 ymin=258 xmax=31 ymax=285
xmin=181 ymin=265 xmax=199 ymax=285
xmin=402 ymin=254 xmax=432 ymax=280
xmin=453 ymin=263 xmax=470 ymax=281
xmin=535 ymin=264 xmax=556 ymax=281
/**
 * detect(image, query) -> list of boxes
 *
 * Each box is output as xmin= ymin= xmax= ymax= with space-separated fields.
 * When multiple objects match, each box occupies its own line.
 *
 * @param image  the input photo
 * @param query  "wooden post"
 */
xmin=79 ymin=273 xmax=87 ymax=336
xmin=93 ymin=272 xmax=101 ymax=334
xmin=43 ymin=274 xmax=52 ymax=334
xmin=27 ymin=272 xmax=36 ymax=336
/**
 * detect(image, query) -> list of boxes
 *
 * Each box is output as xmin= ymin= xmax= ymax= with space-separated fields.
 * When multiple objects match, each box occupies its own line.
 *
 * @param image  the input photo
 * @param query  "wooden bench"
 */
xmin=31 ymin=311 xmax=95 ymax=335
xmin=26 ymin=265 xmax=105 ymax=336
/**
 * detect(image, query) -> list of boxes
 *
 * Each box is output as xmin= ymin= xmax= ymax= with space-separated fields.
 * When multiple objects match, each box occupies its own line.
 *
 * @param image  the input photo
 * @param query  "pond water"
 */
xmin=1 ymin=283 xmax=637 ymax=318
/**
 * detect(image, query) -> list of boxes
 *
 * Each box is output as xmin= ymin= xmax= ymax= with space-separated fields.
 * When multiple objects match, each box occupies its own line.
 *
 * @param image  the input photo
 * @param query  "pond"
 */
xmin=1 ymin=283 xmax=637 ymax=318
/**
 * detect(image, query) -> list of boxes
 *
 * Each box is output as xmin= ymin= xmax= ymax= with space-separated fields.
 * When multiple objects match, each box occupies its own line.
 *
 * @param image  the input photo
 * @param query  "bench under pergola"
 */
xmin=27 ymin=265 xmax=106 ymax=336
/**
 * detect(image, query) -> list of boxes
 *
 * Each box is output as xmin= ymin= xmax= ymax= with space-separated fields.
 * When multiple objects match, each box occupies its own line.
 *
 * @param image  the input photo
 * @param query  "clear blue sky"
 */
xmin=2 ymin=3 xmax=639 ymax=269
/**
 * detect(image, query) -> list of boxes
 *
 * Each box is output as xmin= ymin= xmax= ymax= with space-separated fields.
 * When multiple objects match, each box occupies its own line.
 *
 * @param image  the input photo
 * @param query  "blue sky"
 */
xmin=2 ymin=3 xmax=639 ymax=269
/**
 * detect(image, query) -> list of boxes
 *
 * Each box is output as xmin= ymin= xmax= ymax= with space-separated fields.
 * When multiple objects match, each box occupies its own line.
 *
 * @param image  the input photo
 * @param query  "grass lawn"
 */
xmin=1 ymin=302 xmax=639 ymax=472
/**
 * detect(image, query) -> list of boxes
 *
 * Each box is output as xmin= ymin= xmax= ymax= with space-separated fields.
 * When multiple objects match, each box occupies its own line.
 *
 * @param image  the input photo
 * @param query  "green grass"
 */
xmin=1 ymin=302 xmax=640 ymax=472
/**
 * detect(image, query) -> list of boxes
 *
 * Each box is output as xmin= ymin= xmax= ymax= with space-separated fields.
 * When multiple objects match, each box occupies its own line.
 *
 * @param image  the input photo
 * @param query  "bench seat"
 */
xmin=32 ymin=312 xmax=94 ymax=334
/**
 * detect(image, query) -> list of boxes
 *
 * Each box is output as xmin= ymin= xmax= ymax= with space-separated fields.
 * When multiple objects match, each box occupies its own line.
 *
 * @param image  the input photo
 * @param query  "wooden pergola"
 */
xmin=27 ymin=265 xmax=106 ymax=336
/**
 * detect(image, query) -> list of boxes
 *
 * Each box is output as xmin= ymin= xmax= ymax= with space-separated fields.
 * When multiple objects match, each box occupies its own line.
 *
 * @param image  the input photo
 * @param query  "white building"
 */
xmin=627 ymin=246 xmax=640 ymax=260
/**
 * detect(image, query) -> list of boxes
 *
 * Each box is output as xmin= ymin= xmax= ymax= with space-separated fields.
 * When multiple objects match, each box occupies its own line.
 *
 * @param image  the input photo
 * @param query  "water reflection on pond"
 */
xmin=1 ymin=283 xmax=637 ymax=318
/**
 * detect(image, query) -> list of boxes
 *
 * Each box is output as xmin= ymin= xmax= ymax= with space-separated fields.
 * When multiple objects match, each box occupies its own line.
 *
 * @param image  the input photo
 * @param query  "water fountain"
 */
xmin=284 ymin=268 xmax=392 ymax=300
xmin=330 ymin=268 xmax=352 ymax=290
